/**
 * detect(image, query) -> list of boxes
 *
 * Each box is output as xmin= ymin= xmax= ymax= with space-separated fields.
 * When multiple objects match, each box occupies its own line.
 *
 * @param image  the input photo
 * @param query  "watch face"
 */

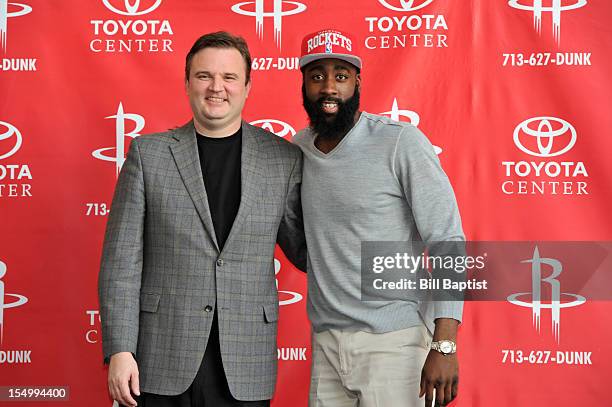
xmin=440 ymin=342 xmax=453 ymax=353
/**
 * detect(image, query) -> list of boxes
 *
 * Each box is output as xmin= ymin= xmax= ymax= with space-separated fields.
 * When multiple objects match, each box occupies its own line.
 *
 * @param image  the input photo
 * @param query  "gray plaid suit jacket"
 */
xmin=98 ymin=120 xmax=305 ymax=400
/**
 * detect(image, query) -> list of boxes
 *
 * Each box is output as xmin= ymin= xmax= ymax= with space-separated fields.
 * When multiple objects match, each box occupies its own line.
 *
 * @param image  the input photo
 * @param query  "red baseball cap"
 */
xmin=299 ymin=29 xmax=362 ymax=70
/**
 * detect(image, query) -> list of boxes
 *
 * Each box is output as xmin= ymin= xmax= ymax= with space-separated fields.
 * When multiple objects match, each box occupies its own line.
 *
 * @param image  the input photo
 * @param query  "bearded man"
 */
xmin=293 ymin=29 xmax=465 ymax=407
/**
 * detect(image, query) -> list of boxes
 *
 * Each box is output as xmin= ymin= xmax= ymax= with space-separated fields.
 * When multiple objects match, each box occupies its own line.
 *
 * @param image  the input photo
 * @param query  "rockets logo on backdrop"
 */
xmin=365 ymin=0 xmax=448 ymax=50
xmin=275 ymin=258 xmax=307 ymax=362
xmin=90 ymin=0 xmax=174 ymax=53
xmin=379 ymin=97 xmax=420 ymax=126
xmin=378 ymin=98 xmax=442 ymax=155
xmin=231 ymin=0 xmax=307 ymax=50
xmin=0 ymin=120 xmax=33 ymax=199
xmin=502 ymin=0 xmax=591 ymax=68
xmin=0 ymin=0 xmax=37 ymax=71
xmin=0 ymin=0 xmax=30 ymax=52
xmin=275 ymin=259 xmax=303 ymax=306
xmin=92 ymin=102 xmax=145 ymax=178
xmin=501 ymin=116 xmax=588 ymax=196
xmin=508 ymin=0 xmax=587 ymax=47
xmin=250 ymin=119 xmax=296 ymax=141
xmin=0 ymin=259 xmax=31 ymax=364
xmin=507 ymin=247 xmax=585 ymax=343
xmin=0 ymin=260 xmax=28 ymax=344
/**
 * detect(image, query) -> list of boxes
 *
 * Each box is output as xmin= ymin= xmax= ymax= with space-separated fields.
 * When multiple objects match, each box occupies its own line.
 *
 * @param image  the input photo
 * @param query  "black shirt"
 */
xmin=196 ymin=128 xmax=242 ymax=250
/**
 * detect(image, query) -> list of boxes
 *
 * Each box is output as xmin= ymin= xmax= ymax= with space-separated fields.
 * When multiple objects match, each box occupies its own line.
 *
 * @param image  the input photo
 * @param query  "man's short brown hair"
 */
xmin=185 ymin=31 xmax=252 ymax=84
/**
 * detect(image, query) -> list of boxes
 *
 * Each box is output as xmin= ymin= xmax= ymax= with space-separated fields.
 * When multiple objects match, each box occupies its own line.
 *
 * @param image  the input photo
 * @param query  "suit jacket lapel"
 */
xmin=222 ymin=122 xmax=263 ymax=252
xmin=169 ymin=121 xmax=220 ymax=252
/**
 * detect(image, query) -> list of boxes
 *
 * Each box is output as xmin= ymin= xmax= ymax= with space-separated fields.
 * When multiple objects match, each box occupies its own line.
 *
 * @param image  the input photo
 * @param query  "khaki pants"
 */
xmin=309 ymin=325 xmax=432 ymax=407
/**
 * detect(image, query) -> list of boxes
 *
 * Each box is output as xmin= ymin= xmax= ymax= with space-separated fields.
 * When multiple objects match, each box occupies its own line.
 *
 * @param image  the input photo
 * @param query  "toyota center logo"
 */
xmin=507 ymin=247 xmax=585 ymax=343
xmin=508 ymin=0 xmax=587 ymax=46
xmin=102 ymin=0 xmax=162 ymax=16
xmin=0 ymin=260 xmax=28 ymax=344
xmin=513 ymin=116 xmax=576 ymax=158
xmin=378 ymin=0 xmax=434 ymax=12
xmin=0 ymin=0 xmax=32 ymax=53
xmin=231 ymin=0 xmax=306 ymax=49
xmin=0 ymin=119 xmax=32 ymax=198
xmin=92 ymin=103 xmax=144 ymax=178
xmin=0 ymin=120 xmax=22 ymax=160
xmin=502 ymin=115 xmax=587 ymax=196
xmin=275 ymin=259 xmax=302 ymax=306
xmin=91 ymin=0 xmax=172 ymax=54
xmin=250 ymin=119 xmax=296 ymax=140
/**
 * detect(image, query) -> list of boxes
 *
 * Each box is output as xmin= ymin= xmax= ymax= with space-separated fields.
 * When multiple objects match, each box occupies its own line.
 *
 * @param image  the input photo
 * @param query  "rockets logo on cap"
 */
xmin=300 ymin=29 xmax=362 ymax=69
xmin=325 ymin=39 xmax=333 ymax=54
xmin=305 ymin=30 xmax=352 ymax=54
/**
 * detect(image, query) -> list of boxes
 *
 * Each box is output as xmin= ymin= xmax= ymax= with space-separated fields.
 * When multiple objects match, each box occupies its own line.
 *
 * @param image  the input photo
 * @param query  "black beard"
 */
xmin=302 ymin=84 xmax=360 ymax=140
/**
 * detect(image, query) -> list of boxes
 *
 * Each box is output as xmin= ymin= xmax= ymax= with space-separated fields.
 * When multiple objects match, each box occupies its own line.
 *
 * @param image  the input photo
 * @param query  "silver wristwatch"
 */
xmin=430 ymin=340 xmax=456 ymax=355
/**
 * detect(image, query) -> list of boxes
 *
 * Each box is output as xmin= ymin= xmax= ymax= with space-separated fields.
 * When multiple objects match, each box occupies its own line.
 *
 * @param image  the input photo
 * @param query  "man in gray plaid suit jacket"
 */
xmin=99 ymin=32 xmax=305 ymax=407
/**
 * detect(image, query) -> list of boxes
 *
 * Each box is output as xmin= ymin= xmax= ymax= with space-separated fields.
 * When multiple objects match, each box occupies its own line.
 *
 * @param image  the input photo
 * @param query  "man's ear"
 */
xmin=356 ymin=73 xmax=362 ymax=89
xmin=245 ymin=79 xmax=252 ymax=98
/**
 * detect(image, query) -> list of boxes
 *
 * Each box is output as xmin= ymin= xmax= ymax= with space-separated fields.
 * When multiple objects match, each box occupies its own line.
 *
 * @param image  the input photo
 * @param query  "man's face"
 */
xmin=186 ymin=47 xmax=251 ymax=132
xmin=302 ymin=58 xmax=361 ymax=139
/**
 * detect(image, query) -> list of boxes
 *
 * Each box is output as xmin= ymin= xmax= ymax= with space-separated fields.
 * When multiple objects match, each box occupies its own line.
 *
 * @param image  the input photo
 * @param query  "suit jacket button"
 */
xmin=216 ymin=259 xmax=224 ymax=267
xmin=204 ymin=305 xmax=213 ymax=313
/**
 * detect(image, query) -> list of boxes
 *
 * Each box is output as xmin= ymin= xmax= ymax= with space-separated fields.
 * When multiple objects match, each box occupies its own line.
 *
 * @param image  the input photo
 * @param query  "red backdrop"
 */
xmin=1 ymin=0 xmax=611 ymax=406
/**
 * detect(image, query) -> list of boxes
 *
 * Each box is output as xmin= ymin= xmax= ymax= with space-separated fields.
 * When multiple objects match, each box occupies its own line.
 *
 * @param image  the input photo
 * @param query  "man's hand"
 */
xmin=419 ymin=350 xmax=458 ymax=406
xmin=420 ymin=318 xmax=459 ymax=406
xmin=108 ymin=352 xmax=140 ymax=407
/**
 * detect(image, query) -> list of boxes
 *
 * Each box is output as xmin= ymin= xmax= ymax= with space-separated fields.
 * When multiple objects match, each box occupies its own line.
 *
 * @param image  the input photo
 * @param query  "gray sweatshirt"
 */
xmin=293 ymin=112 xmax=464 ymax=334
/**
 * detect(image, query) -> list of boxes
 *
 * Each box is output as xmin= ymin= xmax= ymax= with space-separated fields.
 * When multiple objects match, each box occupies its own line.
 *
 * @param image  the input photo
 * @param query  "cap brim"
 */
xmin=299 ymin=53 xmax=362 ymax=69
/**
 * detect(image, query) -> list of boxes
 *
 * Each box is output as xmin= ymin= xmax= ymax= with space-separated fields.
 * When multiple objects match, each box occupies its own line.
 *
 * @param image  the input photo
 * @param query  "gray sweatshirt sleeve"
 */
xmin=392 ymin=125 xmax=465 ymax=322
